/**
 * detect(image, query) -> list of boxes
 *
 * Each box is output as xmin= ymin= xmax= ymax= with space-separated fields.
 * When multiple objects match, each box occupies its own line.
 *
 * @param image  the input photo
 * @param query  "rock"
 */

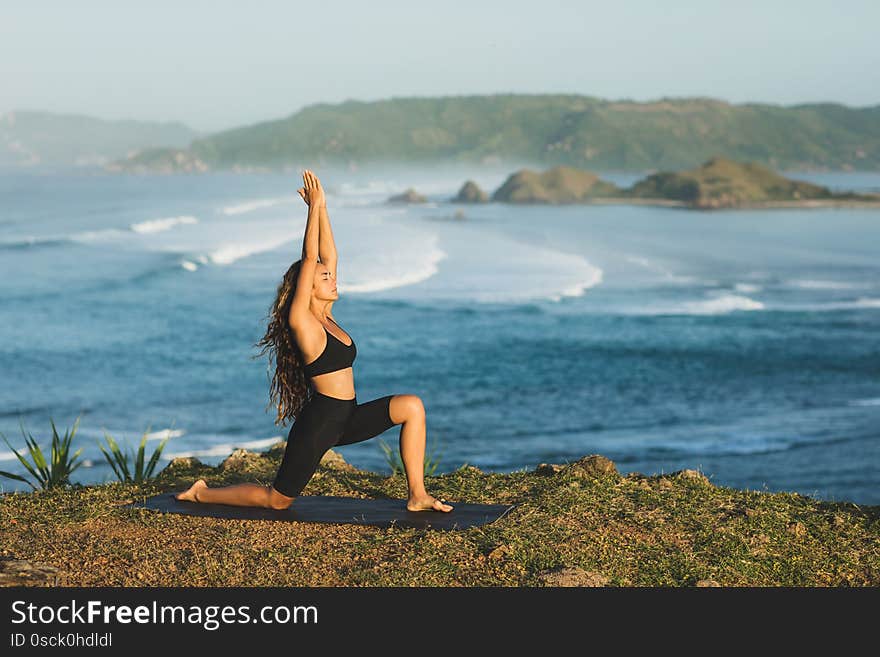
xmin=264 ymin=443 xmax=354 ymax=471
xmin=264 ymin=440 xmax=288 ymax=460
xmin=319 ymin=448 xmax=355 ymax=471
xmin=535 ymin=463 xmax=564 ymax=476
xmin=161 ymin=456 xmax=205 ymax=473
xmin=387 ymin=188 xmax=427 ymax=204
xmin=452 ymin=180 xmax=488 ymax=203
xmin=491 ymin=165 xmax=621 ymax=204
xmin=657 ymin=478 xmax=674 ymax=489
xmin=695 ymin=579 xmax=721 ymax=587
xmin=487 ymin=545 xmax=510 ymax=560
xmin=673 ymin=469 xmax=711 ymax=486
xmin=536 ymin=566 xmax=609 ymax=587
xmin=786 ymin=521 xmax=807 ymax=538
xmin=219 ymin=448 xmax=262 ymax=472
xmin=0 ymin=558 xmax=66 ymax=587
xmin=457 ymin=465 xmax=483 ymax=475
xmin=567 ymin=455 xmax=619 ymax=479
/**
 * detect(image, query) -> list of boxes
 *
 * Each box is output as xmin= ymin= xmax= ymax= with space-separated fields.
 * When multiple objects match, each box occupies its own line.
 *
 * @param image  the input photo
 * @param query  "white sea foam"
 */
xmin=350 ymin=211 xmax=605 ymax=304
xmin=207 ymin=233 xmax=294 ymax=266
xmin=624 ymin=254 xmax=698 ymax=284
xmin=69 ymin=228 xmax=129 ymax=242
xmin=85 ymin=426 xmax=185 ymax=442
xmin=143 ymin=428 xmax=185 ymax=441
xmin=787 ymin=279 xmax=869 ymax=290
xmin=849 ymin=397 xmax=880 ymax=406
xmin=130 ymin=215 xmax=198 ymax=234
xmin=180 ymin=260 xmax=198 ymax=271
xmin=680 ymin=294 xmax=765 ymax=314
xmin=628 ymin=295 xmax=880 ymax=316
xmin=163 ymin=435 xmax=282 ymax=460
xmin=2 ymin=217 xmax=198 ymax=249
xmin=340 ymin=242 xmax=448 ymax=293
xmin=220 ymin=196 xmax=298 ymax=215
xmin=549 ymin=269 xmax=605 ymax=302
xmin=631 ymin=294 xmax=765 ymax=315
xmin=734 ymin=283 xmax=762 ymax=293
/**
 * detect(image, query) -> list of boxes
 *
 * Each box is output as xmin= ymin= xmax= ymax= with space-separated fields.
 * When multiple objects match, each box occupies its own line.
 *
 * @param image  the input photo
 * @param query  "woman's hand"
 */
xmin=297 ymin=169 xmax=326 ymax=207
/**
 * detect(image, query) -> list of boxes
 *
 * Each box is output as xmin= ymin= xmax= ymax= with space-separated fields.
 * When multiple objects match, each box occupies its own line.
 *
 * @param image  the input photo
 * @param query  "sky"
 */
xmin=1 ymin=0 xmax=878 ymax=134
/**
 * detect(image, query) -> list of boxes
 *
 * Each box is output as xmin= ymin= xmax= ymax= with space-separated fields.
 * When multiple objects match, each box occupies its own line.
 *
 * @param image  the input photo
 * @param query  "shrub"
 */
xmin=0 ymin=416 xmax=85 ymax=491
xmin=97 ymin=424 xmax=172 ymax=484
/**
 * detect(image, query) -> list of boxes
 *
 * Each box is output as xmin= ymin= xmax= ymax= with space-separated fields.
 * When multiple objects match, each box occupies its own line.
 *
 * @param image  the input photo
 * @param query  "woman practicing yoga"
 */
xmin=175 ymin=169 xmax=453 ymax=512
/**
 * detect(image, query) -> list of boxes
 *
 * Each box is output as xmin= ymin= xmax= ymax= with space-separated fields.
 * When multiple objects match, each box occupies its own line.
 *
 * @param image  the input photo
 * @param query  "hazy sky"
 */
xmin=2 ymin=0 xmax=878 ymax=134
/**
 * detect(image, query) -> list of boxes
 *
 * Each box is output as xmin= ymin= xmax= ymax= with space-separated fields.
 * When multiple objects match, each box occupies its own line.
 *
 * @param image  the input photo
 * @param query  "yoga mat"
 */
xmin=126 ymin=493 xmax=517 ymax=531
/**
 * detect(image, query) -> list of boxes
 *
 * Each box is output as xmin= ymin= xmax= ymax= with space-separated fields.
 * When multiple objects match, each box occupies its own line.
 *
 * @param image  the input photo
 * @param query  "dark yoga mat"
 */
xmin=126 ymin=492 xmax=517 ymax=531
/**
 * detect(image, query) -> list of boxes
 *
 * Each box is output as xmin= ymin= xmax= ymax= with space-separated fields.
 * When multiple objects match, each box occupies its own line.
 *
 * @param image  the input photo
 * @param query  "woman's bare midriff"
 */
xmin=310 ymin=369 xmax=355 ymax=400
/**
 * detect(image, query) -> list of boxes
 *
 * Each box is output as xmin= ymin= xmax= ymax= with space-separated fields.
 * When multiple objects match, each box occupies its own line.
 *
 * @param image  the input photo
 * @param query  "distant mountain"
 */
xmin=108 ymin=94 xmax=880 ymax=173
xmin=0 ymin=110 xmax=200 ymax=170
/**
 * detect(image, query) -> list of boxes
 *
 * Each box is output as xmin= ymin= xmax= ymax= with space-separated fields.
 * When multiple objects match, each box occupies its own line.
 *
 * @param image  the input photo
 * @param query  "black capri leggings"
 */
xmin=272 ymin=390 xmax=397 ymax=498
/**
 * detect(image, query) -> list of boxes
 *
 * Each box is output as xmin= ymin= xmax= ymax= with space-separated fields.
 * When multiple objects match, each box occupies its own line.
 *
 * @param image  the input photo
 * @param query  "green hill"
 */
xmin=107 ymin=94 xmax=880 ymax=173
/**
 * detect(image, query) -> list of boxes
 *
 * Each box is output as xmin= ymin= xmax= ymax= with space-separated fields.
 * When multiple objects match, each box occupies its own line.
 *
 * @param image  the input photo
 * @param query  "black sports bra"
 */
xmin=302 ymin=317 xmax=357 ymax=378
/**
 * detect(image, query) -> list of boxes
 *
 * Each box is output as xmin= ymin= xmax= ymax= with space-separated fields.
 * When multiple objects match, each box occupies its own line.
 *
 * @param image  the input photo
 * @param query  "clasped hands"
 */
xmin=297 ymin=169 xmax=326 ymax=208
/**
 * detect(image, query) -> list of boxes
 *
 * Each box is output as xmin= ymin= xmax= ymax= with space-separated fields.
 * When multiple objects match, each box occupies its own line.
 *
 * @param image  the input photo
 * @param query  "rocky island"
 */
xmin=484 ymin=157 xmax=880 ymax=210
xmin=625 ymin=156 xmax=880 ymax=209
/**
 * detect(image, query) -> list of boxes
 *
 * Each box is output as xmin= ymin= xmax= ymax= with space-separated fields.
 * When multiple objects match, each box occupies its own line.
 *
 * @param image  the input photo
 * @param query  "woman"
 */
xmin=175 ymin=169 xmax=453 ymax=513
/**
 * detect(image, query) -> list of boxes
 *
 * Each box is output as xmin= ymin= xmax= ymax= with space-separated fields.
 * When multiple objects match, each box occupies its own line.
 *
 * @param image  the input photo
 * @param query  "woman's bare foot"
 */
xmin=407 ymin=493 xmax=453 ymax=512
xmin=175 ymin=479 xmax=207 ymax=502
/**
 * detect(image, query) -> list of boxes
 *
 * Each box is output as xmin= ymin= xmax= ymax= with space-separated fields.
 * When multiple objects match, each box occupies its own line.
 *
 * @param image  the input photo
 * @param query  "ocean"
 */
xmin=1 ymin=164 xmax=878 ymax=505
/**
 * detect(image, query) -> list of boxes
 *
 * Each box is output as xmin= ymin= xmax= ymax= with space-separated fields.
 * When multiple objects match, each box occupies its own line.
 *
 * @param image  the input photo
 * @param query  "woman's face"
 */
xmin=313 ymin=264 xmax=338 ymax=300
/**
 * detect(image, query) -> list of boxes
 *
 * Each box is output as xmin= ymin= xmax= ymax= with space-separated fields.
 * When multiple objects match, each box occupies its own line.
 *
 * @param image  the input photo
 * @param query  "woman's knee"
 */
xmin=389 ymin=394 xmax=425 ymax=424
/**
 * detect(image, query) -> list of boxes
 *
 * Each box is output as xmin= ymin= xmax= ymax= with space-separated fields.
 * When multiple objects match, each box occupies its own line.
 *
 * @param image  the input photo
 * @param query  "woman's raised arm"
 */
xmin=290 ymin=171 xmax=323 ymax=322
xmin=296 ymin=169 xmax=323 ymax=261
xmin=318 ymin=200 xmax=338 ymax=277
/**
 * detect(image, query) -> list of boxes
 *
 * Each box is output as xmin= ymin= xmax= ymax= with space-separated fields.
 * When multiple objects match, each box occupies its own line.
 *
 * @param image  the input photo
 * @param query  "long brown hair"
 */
xmin=252 ymin=259 xmax=313 ymax=426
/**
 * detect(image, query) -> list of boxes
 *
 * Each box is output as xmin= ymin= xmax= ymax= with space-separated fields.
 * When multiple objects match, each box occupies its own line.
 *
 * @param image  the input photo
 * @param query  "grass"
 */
xmin=377 ymin=431 xmax=445 ymax=477
xmin=1 ymin=447 xmax=877 ymax=587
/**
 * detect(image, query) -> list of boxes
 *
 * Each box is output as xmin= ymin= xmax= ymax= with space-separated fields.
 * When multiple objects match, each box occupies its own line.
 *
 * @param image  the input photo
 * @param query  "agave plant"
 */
xmin=0 ymin=416 xmax=85 ymax=491
xmin=378 ymin=432 xmax=444 ymax=477
xmin=97 ymin=423 xmax=172 ymax=484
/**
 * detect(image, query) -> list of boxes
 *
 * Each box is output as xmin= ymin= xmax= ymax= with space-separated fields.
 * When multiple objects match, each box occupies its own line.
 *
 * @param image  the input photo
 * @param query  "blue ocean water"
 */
xmin=1 ymin=164 xmax=878 ymax=504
